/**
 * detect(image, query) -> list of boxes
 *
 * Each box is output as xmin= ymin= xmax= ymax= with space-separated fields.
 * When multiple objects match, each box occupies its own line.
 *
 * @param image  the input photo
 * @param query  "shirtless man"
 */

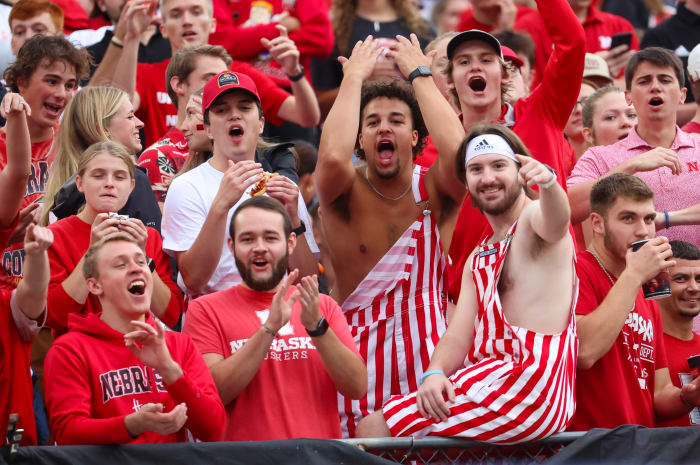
xmin=357 ymin=123 xmax=578 ymax=443
xmin=316 ymin=36 xmax=465 ymax=436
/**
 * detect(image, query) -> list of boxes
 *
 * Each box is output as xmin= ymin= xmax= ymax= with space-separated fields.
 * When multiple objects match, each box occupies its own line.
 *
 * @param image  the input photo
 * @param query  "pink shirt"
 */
xmin=568 ymin=126 xmax=700 ymax=246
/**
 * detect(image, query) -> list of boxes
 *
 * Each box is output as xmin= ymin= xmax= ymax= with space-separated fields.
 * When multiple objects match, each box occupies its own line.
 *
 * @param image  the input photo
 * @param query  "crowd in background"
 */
xmin=1 ymin=0 xmax=700 ymax=449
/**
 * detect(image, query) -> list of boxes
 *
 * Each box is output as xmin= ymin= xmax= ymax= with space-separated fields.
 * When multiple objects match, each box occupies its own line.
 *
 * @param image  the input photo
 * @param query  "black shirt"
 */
xmin=641 ymin=2 xmax=700 ymax=103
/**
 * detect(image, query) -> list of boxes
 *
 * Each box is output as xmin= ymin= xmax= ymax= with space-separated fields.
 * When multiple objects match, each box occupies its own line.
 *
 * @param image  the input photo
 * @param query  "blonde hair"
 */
xmin=160 ymin=0 xmax=213 ymax=18
xmin=331 ymin=0 xmax=430 ymax=56
xmin=77 ymin=141 xmax=135 ymax=180
xmin=83 ymin=232 xmax=138 ymax=280
xmin=42 ymin=86 xmax=128 ymax=225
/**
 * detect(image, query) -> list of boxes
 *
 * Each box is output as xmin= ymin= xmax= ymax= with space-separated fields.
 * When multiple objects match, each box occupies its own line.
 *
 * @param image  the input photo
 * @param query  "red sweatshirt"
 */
xmin=46 ymin=215 xmax=183 ymax=332
xmin=446 ymin=0 xmax=585 ymax=301
xmin=44 ymin=313 xmax=224 ymax=445
xmin=515 ymin=0 xmax=638 ymax=85
xmin=457 ymin=4 xmax=535 ymax=33
xmin=210 ymin=0 xmax=334 ymax=87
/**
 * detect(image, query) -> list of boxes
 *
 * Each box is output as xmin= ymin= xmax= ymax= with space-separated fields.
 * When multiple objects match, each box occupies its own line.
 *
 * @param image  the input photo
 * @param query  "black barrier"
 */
xmin=2 ymin=428 xmax=699 ymax=465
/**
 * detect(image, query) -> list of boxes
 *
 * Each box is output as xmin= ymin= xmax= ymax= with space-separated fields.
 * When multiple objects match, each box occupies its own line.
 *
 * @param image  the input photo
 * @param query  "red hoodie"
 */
xmin=44 ymin=313 xmax=224 ymax=445
xmin=46 ymin=215 xmax=183 ymax=333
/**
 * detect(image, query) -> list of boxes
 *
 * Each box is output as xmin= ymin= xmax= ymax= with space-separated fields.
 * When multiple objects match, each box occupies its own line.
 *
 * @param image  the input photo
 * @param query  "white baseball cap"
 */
xmin=688 ymin=43 xmax=700 ymax=83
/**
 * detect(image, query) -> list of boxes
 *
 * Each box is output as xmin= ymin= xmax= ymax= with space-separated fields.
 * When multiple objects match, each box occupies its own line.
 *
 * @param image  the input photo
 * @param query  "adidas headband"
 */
xmin=465 ymin=134 xmax=519 ymax=166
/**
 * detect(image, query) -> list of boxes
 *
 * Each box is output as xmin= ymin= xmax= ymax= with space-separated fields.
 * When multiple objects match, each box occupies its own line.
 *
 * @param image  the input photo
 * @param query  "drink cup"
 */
xmin=688 ymin=354 xmax=700 ymax=378
xmin=631 ymin=239 xmax=672 ymax=300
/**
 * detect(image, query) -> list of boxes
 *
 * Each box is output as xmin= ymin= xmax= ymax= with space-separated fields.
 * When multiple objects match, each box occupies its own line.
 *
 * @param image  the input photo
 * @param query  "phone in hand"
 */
xmin=609 ymin=32 xmax=633 ymax=52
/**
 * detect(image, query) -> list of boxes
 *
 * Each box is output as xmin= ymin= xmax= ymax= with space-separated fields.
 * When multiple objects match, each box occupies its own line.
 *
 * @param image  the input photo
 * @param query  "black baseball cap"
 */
xmin=446 ymin=30 xmax=504 ymax=61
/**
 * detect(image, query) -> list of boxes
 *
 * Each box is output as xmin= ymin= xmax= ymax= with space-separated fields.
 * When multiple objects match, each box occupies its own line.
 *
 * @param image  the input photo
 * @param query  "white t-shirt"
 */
xmin=162 ymin=160 xmax=318 ymax=297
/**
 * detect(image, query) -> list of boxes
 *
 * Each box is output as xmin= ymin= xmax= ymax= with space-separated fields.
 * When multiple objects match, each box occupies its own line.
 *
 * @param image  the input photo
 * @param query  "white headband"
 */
xmin=465 ymin=134 xmax=519 ymax=166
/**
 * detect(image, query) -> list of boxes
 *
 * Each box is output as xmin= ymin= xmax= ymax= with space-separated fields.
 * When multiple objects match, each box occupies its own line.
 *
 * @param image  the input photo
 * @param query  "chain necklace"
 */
xmin=364 ymin=166 xmax=412 ymax=201
xmin=587 ymin=248 xmax=635 ymax=310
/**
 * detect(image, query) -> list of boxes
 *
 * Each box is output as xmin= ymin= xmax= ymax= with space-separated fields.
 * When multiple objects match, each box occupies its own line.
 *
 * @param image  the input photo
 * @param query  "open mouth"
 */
xmin=251 ymin=257 xmax=269 ymax=270
xmin=229 ymin=125 xmax=244 ymax=137
xmin=469 ymin=76 xmax=487 ymax=92
xmin=44 ymin=102 xmax=62 ymax=117
xmin=128 ymin=280 xmax=145 ymax=295
xmin=182 ymin=30 xmax=197 ymax=39
xmin=376 ymin=139 xmax=395 ymax=166
xmin=649 ymin=96 xmax=664 ymax=107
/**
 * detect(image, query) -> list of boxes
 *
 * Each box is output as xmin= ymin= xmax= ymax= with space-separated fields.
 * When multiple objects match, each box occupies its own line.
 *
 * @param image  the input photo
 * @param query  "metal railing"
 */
xmin=339 ymin=432 xmax=585 ymax=464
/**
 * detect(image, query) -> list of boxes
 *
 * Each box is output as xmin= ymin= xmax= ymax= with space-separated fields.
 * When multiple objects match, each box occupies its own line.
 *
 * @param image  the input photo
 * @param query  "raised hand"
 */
xmin=416 ymin=371 xmax=455 ymax=422
xmin=124 ymin=320 xmax=183 ymax=383
xmin=7 ymin=202 xmax=41 ymax=246
xmin=262 ymin=25 xmax=301 ymax=76
xmin=125 ymin=402 xmax=188 ymax=437
xmin=90 ymin=213 xmax=121 ymax=246
xmin=265 ymin=269 xmax=300 ymax=333
xmin=338 ymin=36 xmax=382 ymax=81
xmin=296 ymin=275 xmax=321 ymax=330
xmin=265 ymin=175 xmax=300 ymax=224
xmin=212 ymin=160 xmax=263 ymax=211
xmin=515 ymin=154 xmax=556 ymax=189
xmin=0 ymin=92 xmax=31 ymax=119
xmin=118 ymin=217 xmax=149 ymax=252
xmin=121 ymin=0 xmax=157 ymax=41
xmin=23 ymin=224 xmax=53 ymax=256
xmin=387 ymin=34 xmax=431 ymax=79
xmin=596 ymin=45 xmax=635 ymax=78
xmin=624 ymin=147 xmax=683 ymax=175
xmin=625 ymin=236 xmax=675 ymax=286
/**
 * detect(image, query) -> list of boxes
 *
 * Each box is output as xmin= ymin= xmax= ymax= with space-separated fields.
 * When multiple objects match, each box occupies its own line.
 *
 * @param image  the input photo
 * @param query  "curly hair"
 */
xmin=3 ymin=35 xmax=91 ymax=92
xmin=355 ymin=81 xmax=428 ymax=161
xmin=331 ymin=0 xmax=431 ymax=56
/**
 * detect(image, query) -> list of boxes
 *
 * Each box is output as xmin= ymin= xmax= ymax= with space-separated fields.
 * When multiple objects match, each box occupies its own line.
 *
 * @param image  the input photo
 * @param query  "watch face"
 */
xmin=419 ymin=66 xmax=431 ymax=75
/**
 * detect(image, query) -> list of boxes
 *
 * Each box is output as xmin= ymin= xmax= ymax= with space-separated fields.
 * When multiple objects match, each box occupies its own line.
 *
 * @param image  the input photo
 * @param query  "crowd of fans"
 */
xmin=1 ymin=0 xmax=700 ymax=449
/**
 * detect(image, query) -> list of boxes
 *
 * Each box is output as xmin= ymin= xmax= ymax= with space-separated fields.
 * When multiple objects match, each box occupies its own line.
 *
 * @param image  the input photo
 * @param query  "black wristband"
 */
xmin=287 ymin=65 xmax=305 ymax=82
xmin=292 ymin=222 xmax=306 ymax=236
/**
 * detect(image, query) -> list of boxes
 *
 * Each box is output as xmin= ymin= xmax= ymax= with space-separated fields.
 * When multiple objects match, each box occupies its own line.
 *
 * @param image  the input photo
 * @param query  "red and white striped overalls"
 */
xmin=383 ymin=221 xmax=578 ymax=443
xmin=339 ymin=165 xmax=447 ymax=437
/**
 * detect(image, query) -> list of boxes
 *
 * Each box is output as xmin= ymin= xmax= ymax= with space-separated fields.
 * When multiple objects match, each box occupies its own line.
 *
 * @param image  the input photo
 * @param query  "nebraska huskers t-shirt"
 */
xmin=183 ymin=284 xmax=360 ymax=441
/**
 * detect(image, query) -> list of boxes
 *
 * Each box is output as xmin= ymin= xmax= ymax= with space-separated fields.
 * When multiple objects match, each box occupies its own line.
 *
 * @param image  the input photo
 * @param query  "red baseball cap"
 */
xmin=202 ymin=71 xmax=260 ymax=112
xmin=501 ymin=46 xmax=524 ymax=68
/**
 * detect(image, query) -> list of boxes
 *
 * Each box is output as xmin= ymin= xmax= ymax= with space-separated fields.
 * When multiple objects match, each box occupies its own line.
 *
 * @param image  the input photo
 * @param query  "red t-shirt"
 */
xmin=516 ymin=5 xmax=638 ymax=86
xmin=681 ymin=120 xmax=700 ymax=135
xmin=0 ymin=128 xmax=57 ymax=289
xmin=46 ymin=215 xmax=183 ymax=332
xmin=656 ymin=332 xmax=700 ymax=427
xmin=183 ymin=284 xmax=360 ymax=441
xmin=44 ymin=313 xmax=224 ymax=444
xmin=569 ymin=250 xmax=668 ymax=430
xmin=137 ymin=128 xmax=189 ymax=203
xmin=136 ymin=59 xmax=289 ymax=147
xmin=0 ymin=289 xmax=40 ymax=445
xmin=446 ymin=0 xmax=584 ymax=301
xmin=210 ymin=0 xmax=333 ymax=87
xmin=457 ymin=5 xmax=534 ymax=33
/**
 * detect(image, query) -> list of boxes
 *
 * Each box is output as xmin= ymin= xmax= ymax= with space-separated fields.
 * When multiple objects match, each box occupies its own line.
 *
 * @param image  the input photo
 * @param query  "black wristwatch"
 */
xmin=408 ymin=66 xmax=432 ymax=84
xmin=146 ymin=257 xmax=156 ymax=273
xmin=287 ymin=65 xmax=305 ymax=82
xmin=306 ymin=317 xmax=329 ymax=337
xmin=292 ymin=222 xmax=306 ymax=236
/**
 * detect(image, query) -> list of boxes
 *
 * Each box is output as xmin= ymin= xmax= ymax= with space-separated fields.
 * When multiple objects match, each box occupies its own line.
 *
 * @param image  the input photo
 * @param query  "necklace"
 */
xmin=364 ymin=166 xmax=412 ymax=202
xmin=587 ymin=248 xmax=635 ymax=311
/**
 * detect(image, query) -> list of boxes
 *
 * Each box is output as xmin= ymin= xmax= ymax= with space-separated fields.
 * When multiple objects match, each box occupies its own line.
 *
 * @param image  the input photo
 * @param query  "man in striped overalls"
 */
xmin=357 ymin=124 xmax=579 ymax=443
xmin=316 ymin=36 xmax=467 ymax=437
